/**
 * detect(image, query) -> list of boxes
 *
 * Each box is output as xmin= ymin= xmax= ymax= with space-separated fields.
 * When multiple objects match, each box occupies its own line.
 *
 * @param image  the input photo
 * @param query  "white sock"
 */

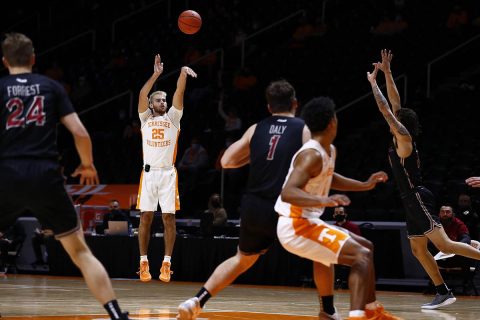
xmin=163 ymin=255 xmax=171 ymax=263
xmin=140 ymin=255 xmax=148 ymax=262
xmin=365 ymin=301 xmax=378 ymax=310
xmin=349 ymin=310 xmax=366 ymax=317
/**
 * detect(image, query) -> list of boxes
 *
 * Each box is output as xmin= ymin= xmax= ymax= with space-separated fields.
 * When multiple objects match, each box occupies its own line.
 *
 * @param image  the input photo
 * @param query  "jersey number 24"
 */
xmin=6 ymin=96 xmax=46 ymax=129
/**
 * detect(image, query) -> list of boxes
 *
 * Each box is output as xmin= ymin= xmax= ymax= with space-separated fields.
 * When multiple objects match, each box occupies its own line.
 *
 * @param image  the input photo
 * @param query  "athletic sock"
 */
xmin=436 ymin=283 xmax=449 ymax=295
xmin=163 ymin=255 xmax=171 ymax=263
xmin=195 ymin=287 xmax=212 ymax=308
xmin=320 ymin=295 xmax=335 ymax=315
xmin=140 ymin=255 xmax=148 ymax=262
xmin=104 ymin=300 xmax=125 ymax=319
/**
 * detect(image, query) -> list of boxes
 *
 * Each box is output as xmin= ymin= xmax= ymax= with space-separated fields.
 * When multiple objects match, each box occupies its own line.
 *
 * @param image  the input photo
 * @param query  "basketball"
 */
xmin=178 ymin=10 xmax=202 ymax=35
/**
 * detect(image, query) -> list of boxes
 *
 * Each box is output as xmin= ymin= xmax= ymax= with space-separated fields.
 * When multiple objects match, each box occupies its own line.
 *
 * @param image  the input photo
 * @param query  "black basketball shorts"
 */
xmin=401 ymin=186 xmax=442 ymax=238
xmin=0 ymin=159 xmax=80 ymax=238
xmin=238 ymin=193 xmax=279 ymax=254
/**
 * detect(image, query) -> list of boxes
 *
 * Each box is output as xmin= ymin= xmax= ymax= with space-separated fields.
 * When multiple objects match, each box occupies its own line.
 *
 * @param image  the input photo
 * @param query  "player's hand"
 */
xmin=71 ymin=164 xmax=100 ymax=185
xmin=154 ymin=54 xmax=164 ymax=75
xmin=323 ymin=194 xmax=351 ymax=207
xmin=181 ymin=66 xmax=197 ymax=78
xmin=367 ymin=64 xmax=379 ymax=84
xmin=377 ymin=49 xmax=393 ymax=73
xmin=367 ymin=171 xmax=388 ymax=188
xmin=466 ymin=176 xmax=480 ymax=188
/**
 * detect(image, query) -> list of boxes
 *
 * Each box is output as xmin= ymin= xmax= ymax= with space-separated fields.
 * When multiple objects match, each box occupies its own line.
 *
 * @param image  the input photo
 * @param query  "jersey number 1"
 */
xmin=6 ymin=96 xmax=46 ymax=129
xmin=267 ymin=135 xmax=281 ymax=160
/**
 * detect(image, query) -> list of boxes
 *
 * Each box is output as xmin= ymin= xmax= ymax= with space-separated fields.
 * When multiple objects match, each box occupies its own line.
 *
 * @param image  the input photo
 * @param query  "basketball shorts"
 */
xmin=0 ymin=159 xmax=80 ymax=238
xmin=401 ymin=186 xmax=442 ymax=238
xmin=137 ymin=166 xmax=179 ymax=213
xmin=277 ymin=216 xmax=351 ymax=266
xmin=238 ymin=193 xmax=278 ymax=254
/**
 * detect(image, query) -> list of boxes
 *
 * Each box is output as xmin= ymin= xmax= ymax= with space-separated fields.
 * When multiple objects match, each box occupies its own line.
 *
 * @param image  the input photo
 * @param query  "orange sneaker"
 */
xmin=137 ymin=261 xmax=151 ymax=282
xmin=159 ymin=261 xmax=173 ymax=282
xmin=366 ymin=303 xmax=403 ymax=320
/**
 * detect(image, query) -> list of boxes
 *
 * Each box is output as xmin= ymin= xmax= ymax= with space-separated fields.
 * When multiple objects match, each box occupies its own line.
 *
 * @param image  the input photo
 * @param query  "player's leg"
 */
xmin=160 ymin=212 xmax=176 ymax=282
xmin=59 ymin=230 xmax=129 ymax=319
xmin=138 ymin=211 xmax=154 ymax=256
xmin=410 ymin=236 xmax=444 ymax=285
xmin=137 ymin=211 xmax=153 ymax=281
xmin=428 ymin=227 xmax=480 ymax=260
xmin=336 ymin=237 xmax=371 ymax=314
xmin=313 ymin=262 xmax=340 ymax=319
xmin=409 ymin=236 xmax=456 ymax=309
xmin=177 ymin=194 xmax=274 ymax=319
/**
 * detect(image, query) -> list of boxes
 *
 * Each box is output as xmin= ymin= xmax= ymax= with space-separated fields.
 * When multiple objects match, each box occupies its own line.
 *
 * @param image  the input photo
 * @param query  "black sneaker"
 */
xmin=421 ymin=290 xmax=456 ymax=309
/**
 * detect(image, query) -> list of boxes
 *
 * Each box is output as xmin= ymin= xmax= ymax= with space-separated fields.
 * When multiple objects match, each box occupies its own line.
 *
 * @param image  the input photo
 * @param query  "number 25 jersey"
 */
xmin=139 ymin=107 xmax=182 ymax=168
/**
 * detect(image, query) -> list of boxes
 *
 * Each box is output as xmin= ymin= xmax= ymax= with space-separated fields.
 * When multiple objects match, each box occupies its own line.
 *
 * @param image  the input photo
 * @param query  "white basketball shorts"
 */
xmin=277 ymin=216 xmax=351 ymax=266
xmin=137 ymin=167 xmax=179 ymax=213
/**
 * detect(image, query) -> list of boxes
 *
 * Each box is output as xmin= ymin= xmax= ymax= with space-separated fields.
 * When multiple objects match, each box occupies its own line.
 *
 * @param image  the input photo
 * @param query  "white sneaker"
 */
xmin=421 ymin=290 xmax=456 ymax=309
xmin=177 ymin=297 xmax=201 ymax=320
xmin=319 ymin=307 xmax=342 ymax=319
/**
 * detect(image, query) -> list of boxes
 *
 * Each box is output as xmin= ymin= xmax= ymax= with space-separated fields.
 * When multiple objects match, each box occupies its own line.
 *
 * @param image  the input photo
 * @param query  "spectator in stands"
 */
xmin=0 ymin=220 xmax=26 ymax=273
xmin=102 ymin=200 xmax=131 ymax=234
xmin=200 ymin=193 xmax=228 ymax=237
xmin=434 ymin=205 xmax=478 ymax=276
xmin=455 ymin=193 xmax=480 ymax=241
xmin=333 ymin=206 xmax=362 ymax=236
xmin=178 ymin=137 xmax=209 ymax=193
xmin=217 ymin=93 xmax=242 ymax=139
xmin=32 ymin=228 xmax=54 ymax=266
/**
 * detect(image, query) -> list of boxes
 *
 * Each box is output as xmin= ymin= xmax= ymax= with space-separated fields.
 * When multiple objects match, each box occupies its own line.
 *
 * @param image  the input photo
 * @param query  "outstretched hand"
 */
xmin=154 ymin=54 xmax=164 ymax=75
xmin=367 ymin=171 xmax=388 ymax=188
xmin=376 ymin=49 xmax=393 ymax=73
xmin=181 ymin=66 xmax=197 ymax=78
xmin=367 ymin=64 xmax=379 ymax=84
xmin=466 ymin=176 xmax=480 ymax=188
xmin=325 ymin=194 xmax=351 ymax=207
xmin=71 ymin=164 xmax=100 ymax=185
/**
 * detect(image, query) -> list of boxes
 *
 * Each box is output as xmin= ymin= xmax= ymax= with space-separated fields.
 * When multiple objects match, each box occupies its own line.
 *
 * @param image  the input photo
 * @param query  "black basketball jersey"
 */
xmin=388 ymin=141 xmax=423 ymax=198
xmin=247 ymin=115 xmax=305 ymax=201
xmin=0 ymin=73 xmax=75 ymax=159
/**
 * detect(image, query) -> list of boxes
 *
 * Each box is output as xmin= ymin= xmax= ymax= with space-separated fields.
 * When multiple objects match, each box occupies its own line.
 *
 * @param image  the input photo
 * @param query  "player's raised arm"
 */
xmin=375 ymin=49 xmax=401 ymax=114
xmin=172 ymin=66 xmax=197 ymax=111
xmin=367 ymin=64 xmax=412 ymax=158
xmin=138 ymin=54 xmax=163 ymax=113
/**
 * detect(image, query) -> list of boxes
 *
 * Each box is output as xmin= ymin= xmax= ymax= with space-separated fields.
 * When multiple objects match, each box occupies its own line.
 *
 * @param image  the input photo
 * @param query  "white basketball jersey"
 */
xmin=275 ymin=139 xmax=336 ymax=219
xmin=139 ymin=107 xmax=182 ymax=168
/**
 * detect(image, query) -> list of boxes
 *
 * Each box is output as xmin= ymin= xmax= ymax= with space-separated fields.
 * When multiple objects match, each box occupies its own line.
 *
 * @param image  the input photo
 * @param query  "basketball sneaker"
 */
xmin=160 ymin=261 xmax=173 ymax=282
xmin=137 ymin=261 xmax=151 ymax=282
xmin=177 ymin=297 xmax=201 ymax=320
xmin=320 ymin=307 xmax=342 ymax=319
xmin=346 ymin=317 xmax=367 ymax=320
xmin=365 ymin=303 xmax=403 ymax=319
xmin=421 ymin=290 xmax=456 ymax=309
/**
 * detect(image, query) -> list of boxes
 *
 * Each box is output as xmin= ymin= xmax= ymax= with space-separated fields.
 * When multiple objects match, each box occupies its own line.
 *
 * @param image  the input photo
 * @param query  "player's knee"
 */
xmin=353 ymin=246 xmax=370 ymax=266
xmin=140 ymin=212 xmax=154 ymax=225
xmin=162 ymin=213 xmax=175 ymax=225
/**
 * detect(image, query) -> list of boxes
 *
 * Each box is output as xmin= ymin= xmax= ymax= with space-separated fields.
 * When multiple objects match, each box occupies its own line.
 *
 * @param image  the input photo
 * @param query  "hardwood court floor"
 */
xmin=1 ymin=275 xmax=479 ymax=319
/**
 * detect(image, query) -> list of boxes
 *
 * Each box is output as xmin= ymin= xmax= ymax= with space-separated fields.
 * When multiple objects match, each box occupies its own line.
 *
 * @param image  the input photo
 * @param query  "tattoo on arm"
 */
xmin=384 ymin=112 xmax=410 ymax=136
xmin=372 ymin=85 xmax=409 ymax=136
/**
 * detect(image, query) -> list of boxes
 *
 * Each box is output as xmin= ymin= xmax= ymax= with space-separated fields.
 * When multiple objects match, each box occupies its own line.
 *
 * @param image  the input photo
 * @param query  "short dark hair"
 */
xmin=301 ymin=97 xmax=336 ymax=133
xmin=265 ymin=79 xmax=296 ymax=113
xmin=396 ymin=108 xmax=421 ymax=138
xmin=1 ymin=33 xmax=34 ymax=67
